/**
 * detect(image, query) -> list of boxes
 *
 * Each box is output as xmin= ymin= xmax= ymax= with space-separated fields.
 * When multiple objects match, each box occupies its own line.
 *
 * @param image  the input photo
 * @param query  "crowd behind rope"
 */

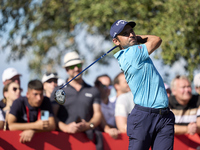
xmin=0 ymin=51 xmax=200 ymax=148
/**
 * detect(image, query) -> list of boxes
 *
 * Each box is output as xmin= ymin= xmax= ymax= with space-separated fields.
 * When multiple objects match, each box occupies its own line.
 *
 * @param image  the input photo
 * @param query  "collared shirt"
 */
xmin=51 ymin=81 xmax=101 ymax=124
xmin=169 ymin=95 xmax=200 ymax=125
xmin=114 ymin=44 xmax=168 ymax=108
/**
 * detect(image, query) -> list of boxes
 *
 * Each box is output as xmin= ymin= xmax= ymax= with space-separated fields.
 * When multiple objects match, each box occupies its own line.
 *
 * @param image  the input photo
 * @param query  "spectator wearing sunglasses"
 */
xmin=42 ymin=72 xmax=58 ymax=98
xmin=1 ymin=81 xmax=22 ymax=130
xmin=0 ymin=67 xmax=22 ymax=109
xmin=8 ymin=79 xmax=56 ymax=143
xmin=50 ymin=51 xmax=103 ymax=149
xmin=94 ymin=74 xmax=120 ymax=139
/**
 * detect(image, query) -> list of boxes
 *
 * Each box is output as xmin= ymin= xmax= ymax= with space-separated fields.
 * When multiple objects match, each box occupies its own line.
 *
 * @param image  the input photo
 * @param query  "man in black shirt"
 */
xmin=51 ymin=51 xmax=102 ymax=149
xmin=8 ymin=80 xmax=56 ymax=143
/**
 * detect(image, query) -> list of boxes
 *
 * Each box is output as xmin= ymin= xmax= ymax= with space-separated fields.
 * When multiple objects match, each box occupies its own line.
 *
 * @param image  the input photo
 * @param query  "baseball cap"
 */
xmin=2 ymin=67 xmax=21 ymax=82
xmin=193 ymin=73 xmax=200 ymax=87
xmin=42 ymin=72 xmax=58 ymax=83
xmin=63 ymin=51 xmax=83 ymax=68
xmin=110 ymin=20 xmax=136 ymax=38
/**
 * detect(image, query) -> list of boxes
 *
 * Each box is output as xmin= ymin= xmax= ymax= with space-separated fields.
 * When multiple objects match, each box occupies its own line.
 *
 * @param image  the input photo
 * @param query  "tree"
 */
xmin=1 ymin=0 xmax=200 ymax=80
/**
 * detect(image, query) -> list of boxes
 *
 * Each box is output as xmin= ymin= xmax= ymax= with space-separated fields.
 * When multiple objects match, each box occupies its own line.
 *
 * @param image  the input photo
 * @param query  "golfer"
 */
xmin=110 ymin=20 xmax=175 ymax=150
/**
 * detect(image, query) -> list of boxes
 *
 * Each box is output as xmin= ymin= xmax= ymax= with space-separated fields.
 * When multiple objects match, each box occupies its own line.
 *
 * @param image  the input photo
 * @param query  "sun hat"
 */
xmin=110 ymin=20 xmax=136 ymax=38
xmin=63 ymin=51 xmax=83 ymax=68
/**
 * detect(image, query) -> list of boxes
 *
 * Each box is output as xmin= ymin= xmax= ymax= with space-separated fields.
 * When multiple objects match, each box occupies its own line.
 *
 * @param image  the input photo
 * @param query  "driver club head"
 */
xmin=55 ymin=89 xmax=66 ymax=105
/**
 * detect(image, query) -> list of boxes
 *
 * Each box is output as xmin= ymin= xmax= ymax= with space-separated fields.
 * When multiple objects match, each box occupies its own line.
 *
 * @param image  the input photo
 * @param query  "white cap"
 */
xmin=63 ymin=51 xmax=83 ymax=68
xmin=42 ymin=73 xmax=58 ymax=83
xmin=57 ymin=78 xmax=65 ymax=86
xmin=2 ymin=67 xmax=21 ymax=82
xmin=194 ymin=73 xmax=200 ymax=87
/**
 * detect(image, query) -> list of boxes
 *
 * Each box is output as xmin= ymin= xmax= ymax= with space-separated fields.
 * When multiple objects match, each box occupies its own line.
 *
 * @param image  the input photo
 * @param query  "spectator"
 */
xmin=115 ymin=91 xmax=134 ymax=133
xmin=0 ymin=108 xmax=4 ymax=130
xmin=95 ymin=74 xmax=120 ymax=139
xmin=2 ymin=67 xmax=21 ymax=86
xmin=42 ymin=72 xmax=58 ymax=98
xmin=164 ymin=83 xmax=171 ymax=97
xmin=113 ymin=72 xmax=130 ymax=97
xmin=1 ymin=81 xmax=22 ymax=130
xmin=193 ymin=73 xmax=200 ymax=95
xmin=95 ymin=74 xmax=115 ymax=128
xmin=169 ymin=75 xmax=200 ymax=135
xmin=114 ymin=72 xmax=134 ymax=133
xmin=50 ymin=51 xmax=102 ymax=149
xmin=8 ymin=79 xmax=56 ymax=143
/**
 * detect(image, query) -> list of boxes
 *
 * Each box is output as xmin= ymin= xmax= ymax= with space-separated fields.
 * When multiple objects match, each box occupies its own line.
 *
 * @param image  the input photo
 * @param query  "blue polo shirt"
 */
xmin=114 ymin=44 xmax=168 ymax=108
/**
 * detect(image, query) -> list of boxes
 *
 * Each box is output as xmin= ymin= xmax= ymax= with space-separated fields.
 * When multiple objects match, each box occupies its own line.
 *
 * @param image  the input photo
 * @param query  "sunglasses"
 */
xmin=13 ymin=87 xmax=23 ymax=92
xmin=69 ymin=64 xmax=82 ymax=70
xmin=45 ymin=72 xmax=58 ymax=76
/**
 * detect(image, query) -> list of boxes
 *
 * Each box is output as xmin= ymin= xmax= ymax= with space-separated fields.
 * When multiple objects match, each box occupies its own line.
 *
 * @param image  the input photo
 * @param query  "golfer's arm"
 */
xmin=8 ymin=114 xmax=38 ymax=131
xmin=137 ymin=35 xmax=162 ymax=55
xmin=89 ymin=103 xmax=102 ymax=128
xmin=115 ymin=116 xmax=127 ymax=133
xmin=174 ymin=124 xmax=188 ymax=135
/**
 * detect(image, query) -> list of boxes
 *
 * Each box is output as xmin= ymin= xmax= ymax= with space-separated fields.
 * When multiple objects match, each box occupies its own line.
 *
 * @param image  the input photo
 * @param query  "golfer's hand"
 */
xmin=35 ymin=120 xmax=49 ymax=130
xmin=187 ymin=122 xmax=197 ymax=135
xmin=19 ymin=130 xmax=35 ymax=143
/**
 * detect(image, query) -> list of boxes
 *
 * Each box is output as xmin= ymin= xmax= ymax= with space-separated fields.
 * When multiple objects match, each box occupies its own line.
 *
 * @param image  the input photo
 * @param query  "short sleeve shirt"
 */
xmin=169 ymin=95 xmax=200 ymax=125
xmin=9 ymin=96 xmax=54 ymax=123
xmin=115 ymin=91 xmax=135 ymax=117
xmin=50 ymin=81 xmax=101 ymax=124
xmin=114 ymin=44 xmax=168 ymax=108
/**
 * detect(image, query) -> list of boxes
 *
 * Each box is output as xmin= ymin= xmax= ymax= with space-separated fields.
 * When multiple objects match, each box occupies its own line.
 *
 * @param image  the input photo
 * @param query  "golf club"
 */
xmin=54 ymin=45 xmax=118 ymax=105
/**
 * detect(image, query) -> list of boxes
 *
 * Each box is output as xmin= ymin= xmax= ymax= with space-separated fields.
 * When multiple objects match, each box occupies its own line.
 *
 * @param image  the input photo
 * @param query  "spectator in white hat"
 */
xmin=2 ymin=67 xmax=21 ymax=86
xmin=50 ymin=51 xmax=103 ymax=149
xmin=194 ymin=73 xmax=200 ymax=95
xmin=42 ymin=72 xmax=58 ymax=98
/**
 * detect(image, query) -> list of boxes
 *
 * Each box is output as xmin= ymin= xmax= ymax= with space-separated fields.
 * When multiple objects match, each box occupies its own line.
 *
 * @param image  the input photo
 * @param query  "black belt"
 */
xmin=135 ymin=104 xmax=170 ymax=115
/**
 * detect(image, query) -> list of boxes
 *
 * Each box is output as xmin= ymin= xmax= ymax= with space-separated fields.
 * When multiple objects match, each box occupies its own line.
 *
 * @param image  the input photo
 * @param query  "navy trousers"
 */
xmin=127 ymin=104 xmax=175 ymax=150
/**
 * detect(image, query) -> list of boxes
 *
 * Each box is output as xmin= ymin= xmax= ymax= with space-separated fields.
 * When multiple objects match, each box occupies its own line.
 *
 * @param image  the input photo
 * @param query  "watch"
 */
xmin=90 ymin=123 xmax=94 ymax=129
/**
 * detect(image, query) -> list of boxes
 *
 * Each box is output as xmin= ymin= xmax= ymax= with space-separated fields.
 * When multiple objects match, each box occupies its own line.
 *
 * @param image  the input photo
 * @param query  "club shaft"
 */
xmin=60 ymin=46 xmax=118 ymax=89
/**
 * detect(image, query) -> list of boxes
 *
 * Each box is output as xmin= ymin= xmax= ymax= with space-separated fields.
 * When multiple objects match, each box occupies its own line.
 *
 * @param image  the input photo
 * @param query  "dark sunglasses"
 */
xmin=46 ymin=78 xmax=58 ymax=83
xmin=13 ymin=87 xmax=23 ymax=92
xmin=45 ymin=72 xmax=58 ymax=76
xmin=69 ymin=64 xmax=82 ymax=70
